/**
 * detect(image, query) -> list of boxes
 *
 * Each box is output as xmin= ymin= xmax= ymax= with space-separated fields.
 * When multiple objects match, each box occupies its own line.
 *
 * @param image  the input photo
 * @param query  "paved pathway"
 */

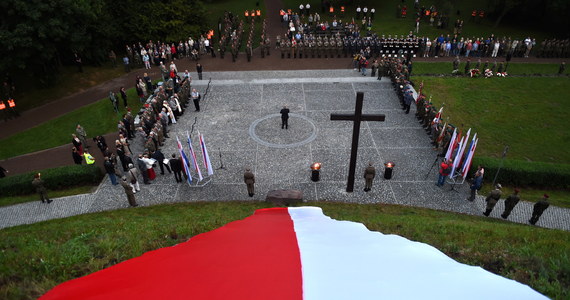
xmin=1 ymin=70 xmax=568 ymax=231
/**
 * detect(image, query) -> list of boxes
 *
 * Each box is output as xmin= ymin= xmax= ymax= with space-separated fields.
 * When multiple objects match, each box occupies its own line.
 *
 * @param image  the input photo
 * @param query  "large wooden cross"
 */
xmin=331 ymin=92 xmax=385 ymax=192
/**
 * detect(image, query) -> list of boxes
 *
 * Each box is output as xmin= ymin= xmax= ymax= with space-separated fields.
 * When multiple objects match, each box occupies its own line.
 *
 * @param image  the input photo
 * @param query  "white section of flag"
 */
xmin=462 ymin=137 xmax=479 ymax=178
xmin=288 ymin=207 xmax=547 ymax=300
xmin=199 ymin=133 xmax=214 ymax=176
xmin=444 ymin=128 xmax=457 ymax=161
xmin=187 ymin=131 xmax=203 ymax=181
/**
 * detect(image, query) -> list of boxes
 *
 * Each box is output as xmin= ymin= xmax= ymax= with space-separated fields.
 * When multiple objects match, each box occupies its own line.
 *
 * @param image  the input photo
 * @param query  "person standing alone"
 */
xmin=483 ymin=184 xmax=502 ymax=216
xmin=120 ymin=176 xmax=139 ymax=207
xmin=529 ymin=194 xmax=550 ymax=225
xmin=436 ymin=158 xmax=452 ymax=187
xmin=196 ymin=63 xmax=203 ymax=80
xmin=280 ymin=106 xmax=290 ymax=129
xmin=32 ymin=173 xmax=52 ymax=204
xmin=191 ymin=88 xmax=201 ymax=111
xmin=467 ymin=165 xmax=484 ymax=201
xmin=363 ymin=162 xmax=376 ymax=192
xmin=501 ymin=188 xmax=520 ymax=219
xmin=244 ymin=168 xmax=255 ymax=197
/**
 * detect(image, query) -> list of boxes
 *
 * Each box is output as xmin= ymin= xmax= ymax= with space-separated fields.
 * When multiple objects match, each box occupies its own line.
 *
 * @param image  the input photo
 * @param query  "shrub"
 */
xmin=0 ymin=165 xmax=103 ymax=197
xmin=471 ymin=157 xmax=570 ymax=189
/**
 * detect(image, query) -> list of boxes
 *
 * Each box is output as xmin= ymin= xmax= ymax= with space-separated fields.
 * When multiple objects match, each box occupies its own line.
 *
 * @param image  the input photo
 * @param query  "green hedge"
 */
xmin=0 ymin=165 xmax=103 ymax=197
xmin=471 ymin=157 xmax=570 ymax=189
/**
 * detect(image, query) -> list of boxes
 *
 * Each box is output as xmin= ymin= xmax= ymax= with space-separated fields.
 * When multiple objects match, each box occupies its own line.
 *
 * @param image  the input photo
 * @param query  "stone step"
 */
xmin=189 ymin=69 xmax=392 ymax=83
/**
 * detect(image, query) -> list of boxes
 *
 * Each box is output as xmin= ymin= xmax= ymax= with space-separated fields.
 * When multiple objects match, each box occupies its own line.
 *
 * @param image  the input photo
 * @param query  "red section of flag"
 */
xmin=40 ymin=208 xmax=303 ymax=300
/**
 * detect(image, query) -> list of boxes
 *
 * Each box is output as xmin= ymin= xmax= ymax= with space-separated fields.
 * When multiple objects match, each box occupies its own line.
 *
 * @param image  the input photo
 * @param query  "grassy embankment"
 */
xmin=0 ymin=201 xmax=568 ymax=299
xmin=413 ymin=76 xmax=570 ymax=207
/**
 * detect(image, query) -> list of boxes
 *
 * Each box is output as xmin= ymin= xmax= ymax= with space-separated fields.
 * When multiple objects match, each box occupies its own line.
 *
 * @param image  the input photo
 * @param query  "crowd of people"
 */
xmin=378 ymin=55 xmax=552 ymax=225
xmin=63 ymin=68 xmax=204 ymax=207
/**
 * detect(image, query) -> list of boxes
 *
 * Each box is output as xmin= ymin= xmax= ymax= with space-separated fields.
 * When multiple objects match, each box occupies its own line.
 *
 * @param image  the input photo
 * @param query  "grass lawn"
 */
xmin=413 ymin=62 xmax=567 ymax=76
xmin=0 ymin=87 xmax=142 ymax=160
xmin=13 ymin=64 xmax=127 ymax=113
xmin=281 ymin=0 xmax=550 ymax=40
xmin=412 ymin=76 xmax=570 ymax=164
xmin=478 ymin=183 xmax=570 ymax=209
xmin=0 ymin=185 xmax=97 ymax=208
xmin=0 ymin=201 xmax=568 ymax=299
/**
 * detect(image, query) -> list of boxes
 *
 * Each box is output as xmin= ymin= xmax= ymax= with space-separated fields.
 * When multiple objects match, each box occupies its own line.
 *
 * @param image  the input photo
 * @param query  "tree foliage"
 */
xmin=0 ymin=0 xmax=206 ymax=84
xmin=487 ymin=0 xmax=570 ymax=32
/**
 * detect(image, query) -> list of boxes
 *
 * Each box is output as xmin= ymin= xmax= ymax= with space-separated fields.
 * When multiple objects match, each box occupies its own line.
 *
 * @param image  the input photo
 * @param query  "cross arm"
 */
xmin=330 ymin=114 xmax=385 ymax=121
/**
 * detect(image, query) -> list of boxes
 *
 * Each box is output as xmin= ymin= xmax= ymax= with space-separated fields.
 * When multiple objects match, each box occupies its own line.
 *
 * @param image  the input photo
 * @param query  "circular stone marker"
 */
xmin=249 ymin=113 xmax=318 ymax=148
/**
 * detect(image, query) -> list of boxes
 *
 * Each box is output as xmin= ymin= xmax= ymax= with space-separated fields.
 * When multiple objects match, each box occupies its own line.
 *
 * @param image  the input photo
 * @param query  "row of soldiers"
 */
xmin=218 ymin=11 xmax=235 ymax=59
xmin=230 ymin=21 xmax=245 ymax=62
xmin=278 ymin=34 xmax=420 ymax=59
xmin=245 ymin=18 xmax=256 ymax=61
xmin=537 ymin=39 xmax=570 ymax=58
xmin=139 ymin=78 xmax=192 ymax=153
xmin=385 ymin=57 xmax=451 ymax=152
xmin=280 ymin=35 xmax=342 ymax=58
xmin=259 ymin=19 xmax=271 ymax=58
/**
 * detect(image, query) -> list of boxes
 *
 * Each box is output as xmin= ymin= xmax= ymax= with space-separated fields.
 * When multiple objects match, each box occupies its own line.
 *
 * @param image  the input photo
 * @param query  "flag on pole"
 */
xmin=199 ymin=132 xmax=214 ymax=176
xmin=40 ymin=207 xmax=548 ymax=300
xmin=456 ymin=128 xmax=471 ymax=167
xmin=187 ymin=131 xmax=203 ymax=181
xmin=415 ymin=81 xmax=424 ymax=103
xmin=444 ymin=128 xmax=457 ymax=161
xmin=460 ymin=132 xmax=477 ymax=171
xmin=437 ymin=122 xmax=447 ymax=144
xmin=462 ymin=137 xmax=478 ymax=178
xmin=176 ymin=137 xmax=192 ymax=184
xmin=431 ymin=107 xmax=443 ymax=126
xmin=450 ymin=136 xmax=464 ymax=177
xmin=450 ymin=128 xmax=470 ymax=177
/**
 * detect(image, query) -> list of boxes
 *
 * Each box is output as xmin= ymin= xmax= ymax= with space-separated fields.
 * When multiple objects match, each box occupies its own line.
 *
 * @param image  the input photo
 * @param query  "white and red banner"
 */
xmin=176 ymin=137 xmax=192 ymax=184
xmin=444 ymin=128 xmax=457 ymax=161
xmin=40 ymin=207 xmax=546 ymax=300
xmin=462 ymin=136 xmax=479 ymax=178
xmin=186 ymin=131 xmax=203 ymax=181
xmin=199 ymin=132 xmax=214 ymax=176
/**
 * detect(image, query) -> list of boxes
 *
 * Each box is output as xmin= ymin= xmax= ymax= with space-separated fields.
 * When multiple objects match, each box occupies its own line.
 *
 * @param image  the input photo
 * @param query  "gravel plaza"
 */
xmin=1 ymin=69 xmax=568 ymax=231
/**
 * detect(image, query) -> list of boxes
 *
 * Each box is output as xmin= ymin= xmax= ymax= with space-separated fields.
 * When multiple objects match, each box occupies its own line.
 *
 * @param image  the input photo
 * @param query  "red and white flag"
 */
xmin=437 ymin=122 xmax=447 ymax=144
xmin=176 ymin=137 xmax=192 ymax=184
xmin=199 ymin=132 xmax=214 ymax=176
xmin=444 ymin=128 xmax=457 ymax=161
xmin=415 ymin=81 xmax=424 ymax=103
xmin=40 ymin=207 xmax=546 ymax=300
xmin=187 ymin=131 xmax=203 ymax=181
xmin=431 ymin=107 xmax=443 ymax=126
xmin=450 ymin=128 xmax=470 ymax=176
xmin=462 ymin=136 xmax=478 ymax=178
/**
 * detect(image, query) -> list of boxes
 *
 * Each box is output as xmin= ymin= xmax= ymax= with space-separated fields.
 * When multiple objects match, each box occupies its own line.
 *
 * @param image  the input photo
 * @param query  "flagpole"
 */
xmin=216 ymin=148 xmax=226 ymax=170
xmin=491 ymin=145 xmax=509 ymax=188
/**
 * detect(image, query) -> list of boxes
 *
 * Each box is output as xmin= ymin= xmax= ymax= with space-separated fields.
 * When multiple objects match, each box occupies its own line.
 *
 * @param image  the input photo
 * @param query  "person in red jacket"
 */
xmin=436 ymin=158 xmax=452 ymax=187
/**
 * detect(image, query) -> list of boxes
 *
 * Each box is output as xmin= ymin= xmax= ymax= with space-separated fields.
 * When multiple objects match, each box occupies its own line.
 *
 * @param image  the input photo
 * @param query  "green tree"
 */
xmin=0 ymin=0 xmax=206 ymax=85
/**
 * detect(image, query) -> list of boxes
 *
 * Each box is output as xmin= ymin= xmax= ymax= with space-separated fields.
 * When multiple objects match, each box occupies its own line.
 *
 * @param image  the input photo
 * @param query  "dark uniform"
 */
xmin=483 ymin=185 xmax=502 ymax=216
xmin=32 ymin=175 xmax=52 ymax=204
xmin=363 ymin=163 xmax=376 ymax=192
xmin=529 ymin=196 xmax=550 ymax=225
xmin=452 ymin=57 xmax=460 ymax=73
xmin=280 ymin=106 xmax=290 ymax=129
xmin=501 ymin=190 xmax=520 ymax=219
xmin=464 ymin=59 xmax=471 ymax=74
xmin=244 ymin=168 xmax=255 ymax=197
